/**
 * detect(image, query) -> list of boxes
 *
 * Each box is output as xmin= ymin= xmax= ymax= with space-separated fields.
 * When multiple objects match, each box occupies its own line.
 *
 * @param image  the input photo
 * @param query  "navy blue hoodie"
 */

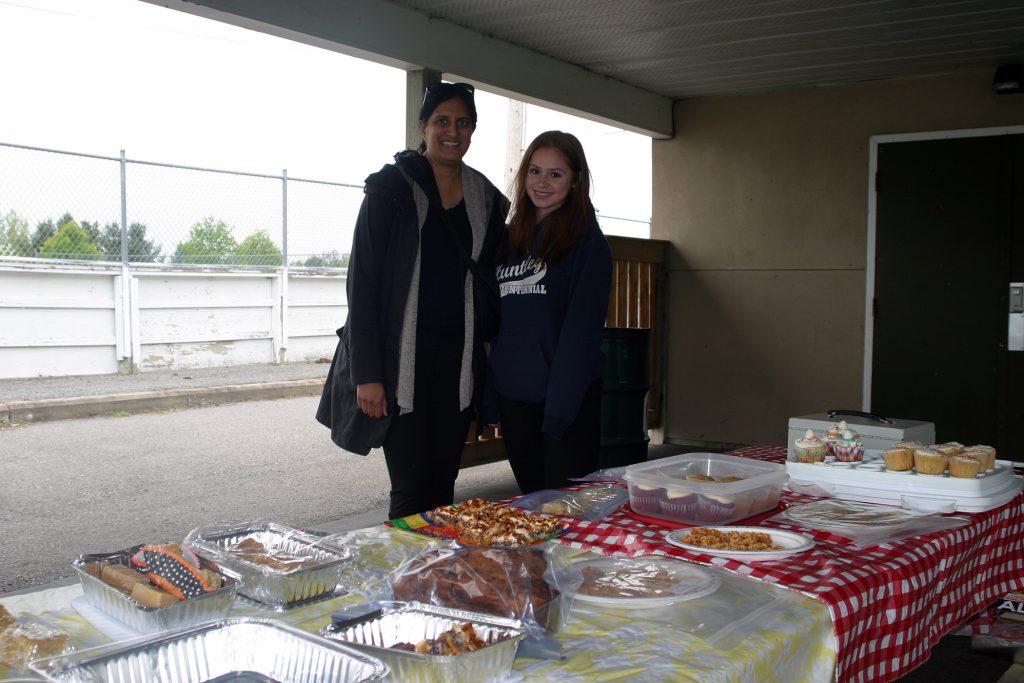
xmin=488 ymin=209 xmax=612 ymax=438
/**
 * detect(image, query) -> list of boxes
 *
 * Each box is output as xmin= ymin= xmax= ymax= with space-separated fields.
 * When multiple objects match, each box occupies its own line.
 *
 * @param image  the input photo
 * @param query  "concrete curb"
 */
xmin=1 ymin=378 xmax=326 ymax=423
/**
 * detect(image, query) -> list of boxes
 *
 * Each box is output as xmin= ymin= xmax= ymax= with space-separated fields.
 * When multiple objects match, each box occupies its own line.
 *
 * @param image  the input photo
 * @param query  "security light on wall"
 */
xmin=993 ymin=64 xmax=1022 ymax=95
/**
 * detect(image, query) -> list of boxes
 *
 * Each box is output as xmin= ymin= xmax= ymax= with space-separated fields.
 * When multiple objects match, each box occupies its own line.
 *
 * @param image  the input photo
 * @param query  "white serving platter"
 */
xmin=782 ymin=500 xmax=926 ymax=528
xmin=786 ymin=456 xmax=1023 ymax=513
xmin=572 ymin=556 xmax=720 ymax=607
xmin=664 ymin=527 xmax=815 ymax=562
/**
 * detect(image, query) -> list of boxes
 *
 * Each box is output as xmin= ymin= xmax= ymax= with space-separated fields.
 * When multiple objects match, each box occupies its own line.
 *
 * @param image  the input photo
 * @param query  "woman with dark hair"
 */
xmin=317 ymin=82 xmax=507 ymax=519
xmin=488 ymin=130 xmax=613 ymax=493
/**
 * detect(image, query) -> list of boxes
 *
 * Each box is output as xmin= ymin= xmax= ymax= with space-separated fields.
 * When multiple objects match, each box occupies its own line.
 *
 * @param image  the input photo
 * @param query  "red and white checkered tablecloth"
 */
xmin=554 ymin=446 xmax=1024 ymax=683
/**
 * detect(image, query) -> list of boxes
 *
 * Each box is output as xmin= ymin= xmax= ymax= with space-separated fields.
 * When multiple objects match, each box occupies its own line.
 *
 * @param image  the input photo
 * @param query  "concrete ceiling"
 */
xmin=144 ymin=1 xmax=1024 ymax=139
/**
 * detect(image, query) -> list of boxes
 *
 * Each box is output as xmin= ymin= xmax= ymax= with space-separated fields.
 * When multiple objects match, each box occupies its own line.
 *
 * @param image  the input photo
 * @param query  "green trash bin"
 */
xmin=599 ymin=327 xmax=651 ymax=468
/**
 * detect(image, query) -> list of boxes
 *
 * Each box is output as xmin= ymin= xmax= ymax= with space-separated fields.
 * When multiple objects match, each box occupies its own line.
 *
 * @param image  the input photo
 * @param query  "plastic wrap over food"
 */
xmin=770 ymin=500 xmax=972 ymax=547
xmin=0 ymin=615 xmax=73 ymax=672
xmin=573 ymin=464 xmax=629 ymax=485
xmin=388 ymin=543 xmax=581 ymax=633
xmin=322 ymin=526 xmax=440 ymax=604
xmin=73 ymin=545 xmax=237 ymax=634
xmin=321 ymin=602 xmax=526 ymax=683
xmin=184 ymin=521 xmax=349 ymax=609
xmin=566 ymin=553 xmax=795 ymax=650
xmin=509 ymin=484 xmax=630 ymax=521
xmin=31 ymin=617 xmax=386 ymax=682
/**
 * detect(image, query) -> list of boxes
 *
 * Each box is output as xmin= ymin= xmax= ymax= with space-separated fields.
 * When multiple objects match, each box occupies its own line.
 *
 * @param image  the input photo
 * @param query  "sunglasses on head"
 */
xmin=422 ymin=81 xmax=475 ymax=106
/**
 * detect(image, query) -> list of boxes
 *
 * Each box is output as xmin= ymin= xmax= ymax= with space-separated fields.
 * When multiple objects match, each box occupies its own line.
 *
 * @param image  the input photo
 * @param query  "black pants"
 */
xmin=382 ymin=334 xmax=472 ymax=519
xmin=498 ymin=378 xmax=603 ymax=494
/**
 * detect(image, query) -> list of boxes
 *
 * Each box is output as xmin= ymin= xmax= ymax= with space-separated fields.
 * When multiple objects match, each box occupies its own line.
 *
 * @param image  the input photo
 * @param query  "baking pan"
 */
xmin=185 ymin=521 xmax=348 ymax=609
xmin=73 ymin=547 xmax=237 ymax=635
xmin=31 ymin=617 xmax=386 ymax=682
xmin=321 ymin=602 xmax=525 ymax=683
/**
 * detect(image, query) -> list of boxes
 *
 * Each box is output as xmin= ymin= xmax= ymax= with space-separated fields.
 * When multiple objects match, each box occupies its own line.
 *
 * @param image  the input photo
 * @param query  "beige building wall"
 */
xmin=653 ymin=72 xmax=1024 ymax=447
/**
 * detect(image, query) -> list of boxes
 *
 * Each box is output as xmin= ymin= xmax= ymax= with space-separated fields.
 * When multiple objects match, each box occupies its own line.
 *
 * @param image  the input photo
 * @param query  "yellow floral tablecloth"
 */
xmin=0 ymin=526 xmax=835 ymax=682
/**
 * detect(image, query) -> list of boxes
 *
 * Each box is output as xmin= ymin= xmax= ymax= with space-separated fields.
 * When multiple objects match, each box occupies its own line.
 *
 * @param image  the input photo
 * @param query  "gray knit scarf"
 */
xmin=395 ymin=162 xmax=490 ymax=415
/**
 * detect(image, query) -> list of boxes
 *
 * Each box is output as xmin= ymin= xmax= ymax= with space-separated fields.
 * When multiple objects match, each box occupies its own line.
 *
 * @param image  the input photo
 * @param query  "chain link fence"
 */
xmin=0 ymin=142 xmax=362 ymax=269
xmin=1 ymin=141 xmax=649 ymax=267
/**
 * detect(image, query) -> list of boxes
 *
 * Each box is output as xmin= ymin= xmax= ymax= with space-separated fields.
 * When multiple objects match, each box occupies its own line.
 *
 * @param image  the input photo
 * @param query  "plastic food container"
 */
xmin=72 ymin=547 xmax=237 ymax=635
xmin=623 ymin=453 xmax=789 ymax=525
xmin=321 ymin=602 xmax=526 ymax=683
xmin=185 ymin=521 xmax=349 ymax=610
xmin=31 ymin=617 xmax=387 ymax=682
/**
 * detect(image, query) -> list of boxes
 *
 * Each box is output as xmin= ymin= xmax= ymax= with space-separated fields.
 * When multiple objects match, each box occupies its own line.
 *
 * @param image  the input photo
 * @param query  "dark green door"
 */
xmin=872 ymin=133 xmax=1023 ymax=454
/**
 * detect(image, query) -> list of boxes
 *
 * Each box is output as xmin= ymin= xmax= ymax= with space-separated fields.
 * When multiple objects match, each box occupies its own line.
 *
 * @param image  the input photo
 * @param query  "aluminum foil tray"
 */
xmin=73 ymin=548 xmax=237 ymax=635
xmin=185 ymin=521 xmax=348 ymax=610
xmin=31 ymin=618 xmax=386 ymax=683
xmin=321 ymin=602 xmax=526 ymax=683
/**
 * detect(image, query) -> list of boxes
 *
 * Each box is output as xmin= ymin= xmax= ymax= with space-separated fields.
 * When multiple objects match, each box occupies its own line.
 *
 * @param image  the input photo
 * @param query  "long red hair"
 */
xmin=505 ymin=131 xmax=593 ymax=265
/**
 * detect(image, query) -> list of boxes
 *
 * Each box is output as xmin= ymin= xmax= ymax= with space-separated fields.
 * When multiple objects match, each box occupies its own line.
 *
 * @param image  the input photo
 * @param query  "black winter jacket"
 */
xmin=316 ymin=151 xmax=507 ymax=455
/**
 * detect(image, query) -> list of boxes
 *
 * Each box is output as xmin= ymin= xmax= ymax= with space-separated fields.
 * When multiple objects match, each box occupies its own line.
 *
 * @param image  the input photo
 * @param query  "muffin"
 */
xmin=697 ymin=494 xmax=736 ymax=523
xmin=832 ymin=430 xmax=865 ymax=462
xmin=882 ymin=447 xmax=914 ymax=472
xmin=630 ymin=484 xmax=662 ymax=514
xmin=948 ymin=454 xmax=982 ymax=478
xmin=661 ymin=486 xmax=698 ymax=520
xmin=794 ymin=429 xmax=828 ymax=463
xmin=894 ymin=440 xmax=926 ymax=452
xmin=914 ymin=447 xmax=947 ymax=475
xmin=932 ymin=442 xmax=963 ymax=458
xmin=963 ymin=445 xmax=997 ymax=472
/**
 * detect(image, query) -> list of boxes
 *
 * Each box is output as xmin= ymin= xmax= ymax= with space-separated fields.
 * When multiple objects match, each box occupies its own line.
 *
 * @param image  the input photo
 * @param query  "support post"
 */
xmin=406 ymin=69 xmax=442 ymax=151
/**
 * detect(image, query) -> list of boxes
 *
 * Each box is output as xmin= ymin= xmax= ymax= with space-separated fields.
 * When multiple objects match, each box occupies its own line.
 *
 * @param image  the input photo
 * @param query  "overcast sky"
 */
xmin=0 ymin=0 xmax=652 ymax=236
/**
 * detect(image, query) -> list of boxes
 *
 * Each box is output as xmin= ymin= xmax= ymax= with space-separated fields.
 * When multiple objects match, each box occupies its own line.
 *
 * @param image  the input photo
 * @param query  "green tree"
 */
xmin=81 ymin=219 xmax=102 ymax=246
xmin=99 ymin=221 xmax=163 ymax=262
xmin=172 ymin=216 xmax=237 ymax=264
xmin=32 ymin=220 xmax=57 ymax=253
xmin=299 ymin=251 xmax=348 ymax=268
xmin=0 ymin=210 xmax=32 ymax=257
xmin=233 ymin=229 xmax=283 ymax=266
xmin=31 ymin=213 xmax=75 ymax=253
xmin=38 ymin=219 xmax=103 ymax=260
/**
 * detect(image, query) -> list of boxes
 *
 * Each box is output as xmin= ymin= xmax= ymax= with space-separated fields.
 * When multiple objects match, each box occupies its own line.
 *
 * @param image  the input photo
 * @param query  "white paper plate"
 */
xmin=664 ymin=527 xmax=815 ymax=562
xmin=573 ymin=556 xmax=720 ymax=607
xmin=784 ymin=499 xmax=922 ymax=527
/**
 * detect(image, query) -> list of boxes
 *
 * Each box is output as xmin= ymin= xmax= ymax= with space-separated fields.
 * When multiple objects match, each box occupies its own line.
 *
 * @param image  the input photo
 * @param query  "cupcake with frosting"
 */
xmin=832 ymin=430 xmax=864 ymax=462
xmin=630 ymin=483 xmax=662 ymax=514
xmin=822 ymin=423 xmax=841 ymax=456
xmin=697 ymin=494 xmax=736 ymax=523
xmin=661 ymin=485 xmax=698 ymax=520
xmin=794 ymin=429 xmax=828 ymax=463
xmin=914 ymin=447 xmax=947 ymax=475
